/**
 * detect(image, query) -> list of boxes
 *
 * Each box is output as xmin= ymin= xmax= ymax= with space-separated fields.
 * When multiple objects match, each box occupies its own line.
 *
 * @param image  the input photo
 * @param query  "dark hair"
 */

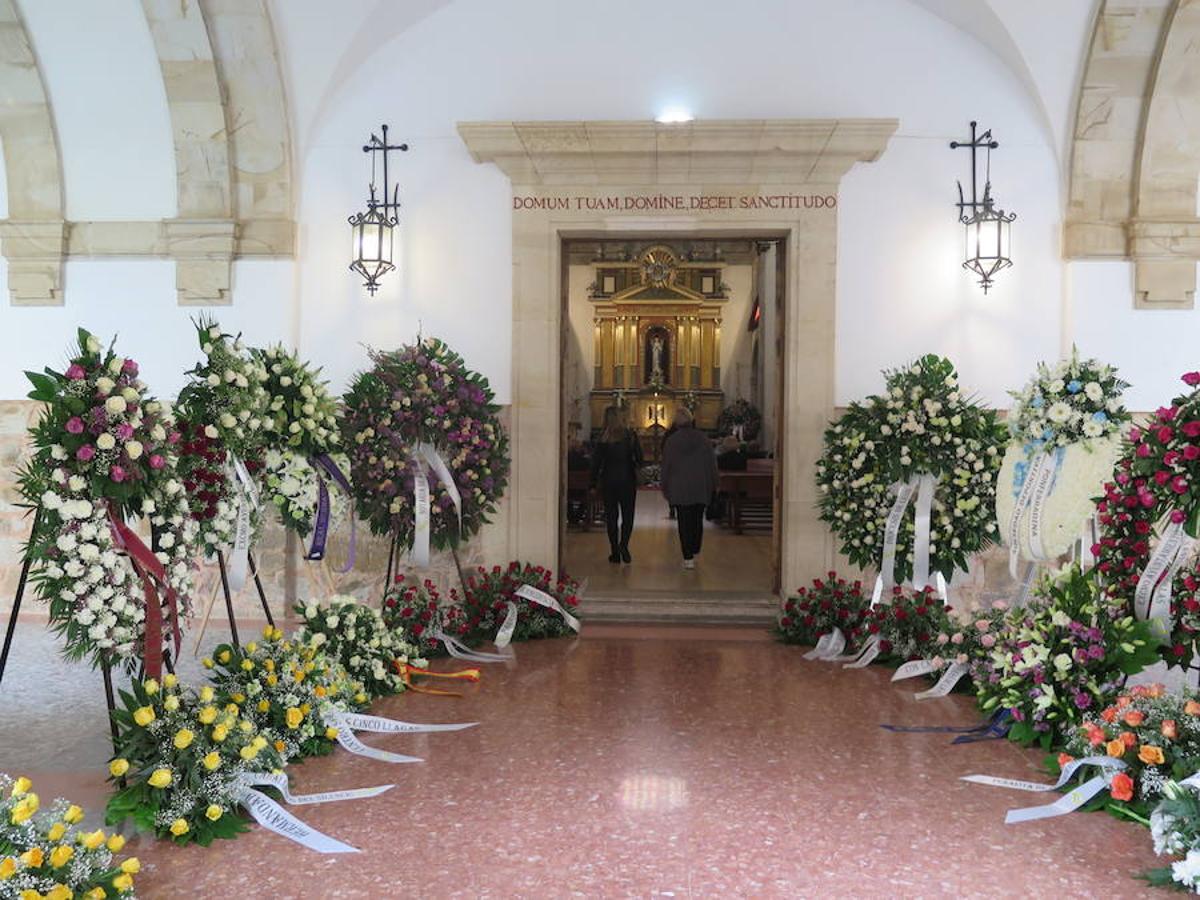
xmin=600 ymin=406 xmax=627 ymax=443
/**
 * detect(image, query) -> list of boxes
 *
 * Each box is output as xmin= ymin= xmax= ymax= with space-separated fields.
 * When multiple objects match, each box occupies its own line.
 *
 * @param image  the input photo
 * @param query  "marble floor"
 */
xmin=563 ymin=491 xmax=774 ymax=594
xmin=0 ymin=619 xmax=1165 ymax=898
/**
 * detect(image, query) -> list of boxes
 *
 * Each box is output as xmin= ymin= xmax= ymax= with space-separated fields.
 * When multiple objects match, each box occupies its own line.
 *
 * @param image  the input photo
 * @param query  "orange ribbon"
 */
xmin=392 ymin=661 xmax=481 ymax=697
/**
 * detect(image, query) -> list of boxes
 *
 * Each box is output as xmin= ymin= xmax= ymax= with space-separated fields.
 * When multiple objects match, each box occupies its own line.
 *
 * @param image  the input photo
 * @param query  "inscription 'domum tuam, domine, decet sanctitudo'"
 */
xmin=512 ymin=193 xmax=838 ymax=212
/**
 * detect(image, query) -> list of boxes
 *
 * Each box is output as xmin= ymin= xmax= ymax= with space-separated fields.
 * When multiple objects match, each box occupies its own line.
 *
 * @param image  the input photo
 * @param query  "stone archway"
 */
xmin=458 ymin=119 xmax=897 ymax=597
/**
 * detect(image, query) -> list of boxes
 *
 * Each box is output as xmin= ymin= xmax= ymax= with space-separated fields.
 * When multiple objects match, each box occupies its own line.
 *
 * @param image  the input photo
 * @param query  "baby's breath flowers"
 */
xmin=105 ymin=675 xmax=283 ymax=845
xmin=0 ymin=772 xmax=140 ymax=897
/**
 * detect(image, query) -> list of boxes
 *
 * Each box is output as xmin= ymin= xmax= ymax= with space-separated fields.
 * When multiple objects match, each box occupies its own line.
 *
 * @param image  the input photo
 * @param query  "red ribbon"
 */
xmin=107 ymin=505 xmax=180 ymax=679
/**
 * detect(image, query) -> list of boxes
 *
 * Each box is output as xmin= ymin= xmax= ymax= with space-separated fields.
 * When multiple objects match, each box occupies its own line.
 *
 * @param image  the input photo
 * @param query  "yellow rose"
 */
xmin=173 ymin=729 xmax=194 ymax=750
xmin=147 ymin=768 xmax=172 ymax=789
xmin=11 ymin=777 xmax=31 ymax=797
xmin=201 ymin=657 xmax=215 ymax=669
xmin=86 ymin=889 xmax=107 ymax=900
xmin=63 ymin=804 xmax=82 ymax=824
xmin=47 ymin=887 xmax=74 ymax=900
xmin=252 ymin=736 xmax=267 ymax=750
xmin=106 ymin=834 xmax=125 ymax=852
xmin=80 ymin=829 xmax=106 ymax=850
xmin=120 ymin=858 xmax=140 ymax=874
xmin=264 ymin=659 xmax=275 ymax=673
xmin=355 ymin=693 xmax=367 ymax=705
xmin=293 ymin=669 xmax=306 ymax=683
xmin=163 ymin=674 xmax=177 ymax=689
xmin=325 ymin=727 xmax=339 ymax=740
xmin=265 ymin=674 xmax=278 ymax=687
xmin=199 ymin=686 xmax=214 ymax=703
xmin=230 ymin=696 xmax=244 ymax=707
xmin=217 ymin=650 xmax=231 ymax=664
xmin=240 ymin=660 xmax=254 ymax=672
xmin=47 ymin=822 xmax=65 ymax=841
xmin=0 ymin=857 xmax=15 ymax=879
xmin=19 ymin=847 xmax=43 ymax=867
xmin=239 ymin=745 xmax=259 ymax=761
xmin=245 ymin=642 xmax=258 ymax=654
xmin=262 ymin=624 xmax=274 ymax=639
xmin=143 ymin=679 xmax=159 ymax=695
xmin=273 ymin=740 xmax=286 ymax=753
xmin=164 ymin=696 xmax=180 ymax=712
xmin=256 ymin=699 xmax=270 ymax=713
xmin=10 ymin=794 xmax=39 ymax=824
xmin=299 ymin=703 xmax=311 ymax=716
xmin=132 ymin=706 xmax=155 ymax=727
xmin=211 ymin=724 xmax=228 ymax=742
xmin=168 ymin=818 xmax=189 ymax=837
xmin=205 ymin=805 xmax=222 ymax=821
xmin=48 ymin=844 xmax=74 ymax=868
xmin=285 ymin=707 xmax=303 ymax=729
xmin=314 ymin=685 xmax=327 ymax=699
xmin=108 ymin=758 xmax=129 ymax=777
xmin=113 ymin=872 xmax=134 ymax=891
xmin=238 ymin=719 xmax=253 ymax=734
xmin=198 ymin=706 xmax=217 ymax=725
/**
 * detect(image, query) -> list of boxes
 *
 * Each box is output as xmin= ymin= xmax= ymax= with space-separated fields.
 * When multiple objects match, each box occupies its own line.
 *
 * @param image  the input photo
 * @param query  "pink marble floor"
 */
xmin=1 ymin=623 xmax=1163 ymax=897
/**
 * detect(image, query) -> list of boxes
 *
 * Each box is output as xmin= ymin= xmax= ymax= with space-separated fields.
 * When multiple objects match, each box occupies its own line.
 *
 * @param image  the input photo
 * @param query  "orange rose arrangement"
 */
xmin=1062 ymin=683 xmax=1200 ymax=812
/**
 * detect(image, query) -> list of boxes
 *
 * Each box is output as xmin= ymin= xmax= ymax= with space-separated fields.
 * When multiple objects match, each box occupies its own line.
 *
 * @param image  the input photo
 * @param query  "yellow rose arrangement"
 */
xmin=0 ymin=772 xmax=139 ymax=897
xmin=105 ymin=676 xmax=284 ymax=846
xmin=207 ymin=625 xmax=369 ymax=762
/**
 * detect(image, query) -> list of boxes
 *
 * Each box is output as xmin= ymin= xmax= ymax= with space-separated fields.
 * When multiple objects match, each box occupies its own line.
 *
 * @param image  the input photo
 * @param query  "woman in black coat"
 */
xmin=591 ymin=406 xmax=644 ymax=564
xmin=661 ymin=408 xmax=718 ymax=569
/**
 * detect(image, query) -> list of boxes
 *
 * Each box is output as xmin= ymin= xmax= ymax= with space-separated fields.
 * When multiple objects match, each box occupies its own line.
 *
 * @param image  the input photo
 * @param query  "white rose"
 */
xmin=86 ymin=335 xmax=100 ymax=353
xmin=220 ymin=412 xmax=236 ymax=428
xmin=204 ymin=424 xmax=219 ymax=439
xmin=207 ymin=374 xmax=221 ymax=387
xmin=125 ymin=441 xmax=143 ymax=459
xmin=95 ymin=376 xmax=115 ymax=396
xmin=68 ymin=475 xmax=86 ymax=491
xmin=105 ymin=396 xmax=127 ymax=415
xmin=121 ymin=387 xmax=139 ymax=403
xmin=96 ymin=432 xmax=116 ymax=451
xmin=50 ymin=445 xmax=67 ymax=461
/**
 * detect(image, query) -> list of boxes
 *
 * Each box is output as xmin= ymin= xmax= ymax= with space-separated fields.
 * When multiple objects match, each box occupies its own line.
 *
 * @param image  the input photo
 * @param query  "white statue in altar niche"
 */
xmin=651 ymin=336 xmax=664 ymax=376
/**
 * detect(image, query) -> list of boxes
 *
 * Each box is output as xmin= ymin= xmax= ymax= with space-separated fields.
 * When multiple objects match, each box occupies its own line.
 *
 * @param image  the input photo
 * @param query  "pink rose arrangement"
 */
xmin=17 ymin=328 xmax=198 ymax=669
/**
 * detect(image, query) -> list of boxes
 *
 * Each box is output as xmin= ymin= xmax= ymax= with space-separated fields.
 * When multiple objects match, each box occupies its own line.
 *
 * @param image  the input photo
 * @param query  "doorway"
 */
xmin=559 ymin=235 xmax=786 ymax=605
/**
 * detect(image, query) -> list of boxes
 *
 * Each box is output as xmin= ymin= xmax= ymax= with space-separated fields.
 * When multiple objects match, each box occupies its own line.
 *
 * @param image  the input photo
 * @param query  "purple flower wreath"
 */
xmin=341 ymin=337 xmax=510 ymax=550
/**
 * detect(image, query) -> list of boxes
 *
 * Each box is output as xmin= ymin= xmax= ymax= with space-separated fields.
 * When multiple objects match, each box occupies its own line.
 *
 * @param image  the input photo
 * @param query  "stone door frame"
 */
xmin=458 ymin=119 xmax=898 ymax=596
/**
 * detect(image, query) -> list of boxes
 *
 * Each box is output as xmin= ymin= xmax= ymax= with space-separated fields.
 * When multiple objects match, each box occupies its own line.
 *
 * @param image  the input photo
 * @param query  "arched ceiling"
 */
xmin=0 ymin=0 xmax=295 ymax=306
xmin=1067 ymin=0 xmax=1200 ymax=309
xmin=4 ymin=0 xmax=1194 ymax=311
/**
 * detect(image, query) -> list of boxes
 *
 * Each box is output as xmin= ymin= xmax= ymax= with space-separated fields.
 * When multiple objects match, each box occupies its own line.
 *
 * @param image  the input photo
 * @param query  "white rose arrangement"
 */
xmin=293 ymin=596 xmax=426 ymax=697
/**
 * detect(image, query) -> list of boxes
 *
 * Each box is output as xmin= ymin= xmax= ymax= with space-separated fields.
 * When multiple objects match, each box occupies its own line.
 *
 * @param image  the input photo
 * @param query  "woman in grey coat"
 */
xmin=660 ymin=408 xmax=718 ymax=569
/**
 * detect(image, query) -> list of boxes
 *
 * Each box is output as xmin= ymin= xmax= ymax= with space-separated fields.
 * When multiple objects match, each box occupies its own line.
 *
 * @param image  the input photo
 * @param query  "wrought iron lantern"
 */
xmin=951 ymin=121 xmax=1015 ymax=293
xmin=349 ymin=124 xmax=407 ymax=295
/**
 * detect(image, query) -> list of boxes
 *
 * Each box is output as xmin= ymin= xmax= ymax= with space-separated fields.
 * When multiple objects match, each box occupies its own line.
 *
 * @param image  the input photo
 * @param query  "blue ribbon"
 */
xmin=880 ymin=708 xmax=1011 ymax=741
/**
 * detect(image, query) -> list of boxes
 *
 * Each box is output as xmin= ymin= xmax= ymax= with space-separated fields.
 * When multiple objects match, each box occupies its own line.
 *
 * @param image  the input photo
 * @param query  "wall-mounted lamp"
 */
xmin=348 ymin=124 xmax=408 ymax=295
xmin=950 ymin=121 xmax=1015 ymax=294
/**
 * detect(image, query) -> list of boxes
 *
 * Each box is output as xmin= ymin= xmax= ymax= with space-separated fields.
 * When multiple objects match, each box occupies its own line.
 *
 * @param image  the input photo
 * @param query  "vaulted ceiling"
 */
xmin=1 ymin=0 xmax=1197 ymax=308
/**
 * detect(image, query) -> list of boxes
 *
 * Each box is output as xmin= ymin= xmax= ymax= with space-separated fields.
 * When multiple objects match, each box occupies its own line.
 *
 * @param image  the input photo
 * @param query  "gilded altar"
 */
xmin=588 ymin=245 xmax=725 ymax=437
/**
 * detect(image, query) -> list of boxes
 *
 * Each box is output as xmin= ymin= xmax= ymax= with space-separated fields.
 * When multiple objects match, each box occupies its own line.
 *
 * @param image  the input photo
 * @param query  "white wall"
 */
xmin=0 ymin=0 xmax=1185 ymax=422
xmin=1068 ymin=261 xmax=1200 ymax=411
xmin=0 ymin=259 xmax=294 ymax=398
xmin=296 ymin=0 xmax=1074 ymax=407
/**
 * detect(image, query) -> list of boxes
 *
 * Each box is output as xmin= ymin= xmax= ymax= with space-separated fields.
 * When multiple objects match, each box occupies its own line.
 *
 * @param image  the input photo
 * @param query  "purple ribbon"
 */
xmin=880 ymin=708 xmax=1011 ymax=743
xmin=307 ymin=454 xmax=357 ymax=573
xmin=304 ymin=469 xmax=331 ymax=561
